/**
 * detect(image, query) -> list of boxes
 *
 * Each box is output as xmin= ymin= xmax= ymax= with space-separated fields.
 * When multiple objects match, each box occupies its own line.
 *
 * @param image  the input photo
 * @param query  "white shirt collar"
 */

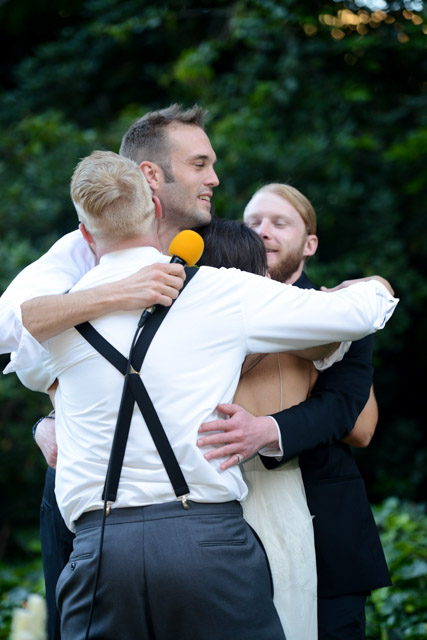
xmin=99 ymin=246 xmax=166 ymax=265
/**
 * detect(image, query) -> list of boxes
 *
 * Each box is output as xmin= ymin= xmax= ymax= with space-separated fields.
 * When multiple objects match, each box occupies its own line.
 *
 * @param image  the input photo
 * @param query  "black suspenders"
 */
xmin=75 ymin=266 xmax=198 ymax=510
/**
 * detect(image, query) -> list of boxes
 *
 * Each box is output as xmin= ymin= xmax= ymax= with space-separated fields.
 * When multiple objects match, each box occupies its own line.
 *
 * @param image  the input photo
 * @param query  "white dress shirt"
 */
xmin=19 ymin=245 xmax=397 ymax=530
xmin=0 ymin=230 xmax=95 ymax=373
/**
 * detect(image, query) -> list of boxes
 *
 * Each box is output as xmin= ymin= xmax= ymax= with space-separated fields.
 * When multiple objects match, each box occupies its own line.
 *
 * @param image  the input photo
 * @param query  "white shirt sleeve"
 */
xmin=239 ymin=276 xmax=398 ymax=354
xmin=15 ymin=361 xmax=55 ymax=394
xmin=255 ymin=280 xmax=397 ymax=460
xmin=1 ymin=230 xmax=95 ymax=373
xmin=258 ymin=416 xmax=284 ymax=459
xmin=313 ymin=340 xmax=352 ymax=371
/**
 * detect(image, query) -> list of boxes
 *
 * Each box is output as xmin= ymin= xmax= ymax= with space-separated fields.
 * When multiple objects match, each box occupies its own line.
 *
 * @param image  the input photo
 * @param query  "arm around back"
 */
xmin=342 ymin=384 xmax=378 ymax=448
xmin=0 ymin=230 xmax=94 ymax=362
xmin=261 ymin=334 xmax=375 ymax=467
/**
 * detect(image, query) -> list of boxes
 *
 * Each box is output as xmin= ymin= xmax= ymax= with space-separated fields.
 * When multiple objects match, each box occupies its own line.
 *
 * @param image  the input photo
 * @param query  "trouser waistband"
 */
xmin=75 ymin=500 xmax=242 ymax=532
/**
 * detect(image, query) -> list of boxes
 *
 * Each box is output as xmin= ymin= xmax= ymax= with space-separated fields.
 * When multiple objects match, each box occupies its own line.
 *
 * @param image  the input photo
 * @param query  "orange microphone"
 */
xmin=168 ymin=229 xmax=205 ymax=267
xmin=137 ymin=231 xmax=204 ymax=328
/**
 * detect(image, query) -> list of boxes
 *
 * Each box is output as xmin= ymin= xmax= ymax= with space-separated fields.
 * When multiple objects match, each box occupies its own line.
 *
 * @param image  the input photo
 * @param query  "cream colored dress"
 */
xmin=234 ymin=353 xmax=318 ymax=640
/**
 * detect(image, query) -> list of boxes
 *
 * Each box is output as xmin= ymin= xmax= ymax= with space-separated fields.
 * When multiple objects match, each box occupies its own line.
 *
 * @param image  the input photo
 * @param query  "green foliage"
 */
xmin=0 ymin=110 xmax=99 ymax=256
xmin=0 ymin=499 xmax=425 ymax=638
xmin=0 ymin=529 xmax=44 ymax=639
xmin=366 ymin=498 xmax=427 ymax=639
xmin=0 ymin=359 xmax=51 ymax=557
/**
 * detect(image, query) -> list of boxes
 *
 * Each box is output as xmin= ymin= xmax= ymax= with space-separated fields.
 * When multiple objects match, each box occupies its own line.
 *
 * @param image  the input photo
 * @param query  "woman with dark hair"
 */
xmin=198 ymin=217 xmax=376 ymax=640
xmin=198 ymin=217 xmax=267 ymax=275
xmin=199 ymin=216 xmax=319 ymax=638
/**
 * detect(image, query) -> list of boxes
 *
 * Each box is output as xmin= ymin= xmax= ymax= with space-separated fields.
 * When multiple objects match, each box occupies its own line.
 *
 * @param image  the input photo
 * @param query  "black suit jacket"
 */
xmin=261 ymin=272 xmax=391 ymax=597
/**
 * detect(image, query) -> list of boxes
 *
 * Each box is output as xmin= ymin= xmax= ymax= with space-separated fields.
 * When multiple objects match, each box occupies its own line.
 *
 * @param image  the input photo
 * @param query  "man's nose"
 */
xmin=206 ymin=167 xmax=220 ymax=188
xmin=258 ymin=219 xmax=272 ymax=237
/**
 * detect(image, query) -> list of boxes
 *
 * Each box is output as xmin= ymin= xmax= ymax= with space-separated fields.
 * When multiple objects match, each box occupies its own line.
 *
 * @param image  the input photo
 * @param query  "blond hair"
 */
xmin=249 ymin=183 xmax=317 ymax=235
xmin=71 ymin=150 xmax=155 ymax=241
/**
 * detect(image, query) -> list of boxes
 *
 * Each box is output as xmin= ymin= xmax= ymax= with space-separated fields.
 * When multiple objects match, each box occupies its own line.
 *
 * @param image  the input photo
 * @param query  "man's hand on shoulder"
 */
xmin=321 ymin=275 xmax=394 ymax=296
xmin=108 ymin=262 xmax=186 ymax=311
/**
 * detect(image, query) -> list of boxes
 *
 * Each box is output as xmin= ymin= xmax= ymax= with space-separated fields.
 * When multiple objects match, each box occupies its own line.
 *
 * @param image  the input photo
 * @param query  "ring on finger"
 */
xmin=236 ymin=453 xmax=244 ymax=464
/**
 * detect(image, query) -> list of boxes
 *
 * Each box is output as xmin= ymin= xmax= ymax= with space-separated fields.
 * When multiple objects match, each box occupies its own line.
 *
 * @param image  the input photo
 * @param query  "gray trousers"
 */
xmin=56 ymin=500 xmax=286 ymax=640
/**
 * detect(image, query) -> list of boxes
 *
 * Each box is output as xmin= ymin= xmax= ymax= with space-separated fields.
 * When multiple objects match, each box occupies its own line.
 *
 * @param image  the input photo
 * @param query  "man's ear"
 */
xmin=152 ymin=195 xmax=163 ymax=220
xmin=79 ymin=222 xmax=95 ymax=246
xmin=303 ymin=234 xmax=318 ymax=258
xmin=140 ymin=161 xmax=162 ymax=191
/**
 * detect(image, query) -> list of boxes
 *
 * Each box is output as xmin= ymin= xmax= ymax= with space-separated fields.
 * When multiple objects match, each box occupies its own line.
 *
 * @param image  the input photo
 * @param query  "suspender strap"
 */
xmin=128 ymin=374 xmax=189 ymax=497
xmin=75 ymin=322 xmax=128 ymax=375
xmin=103 ymin=383 xmax=136 ymax=501
xmin=131 ymin=302 xmax=174 ymax=371
xmin=75 ymin=266 xmax=198 ymax=504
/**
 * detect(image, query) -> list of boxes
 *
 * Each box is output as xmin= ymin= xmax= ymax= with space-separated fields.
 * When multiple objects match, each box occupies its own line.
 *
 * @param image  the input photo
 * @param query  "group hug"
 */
xmin=0 ymin=104 xmax=398 ymax=640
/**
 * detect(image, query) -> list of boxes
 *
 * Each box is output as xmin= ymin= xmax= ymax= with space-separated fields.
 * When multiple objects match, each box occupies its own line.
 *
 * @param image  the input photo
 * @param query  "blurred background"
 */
xmin=0 ymin=0 xmax=426 ymax=637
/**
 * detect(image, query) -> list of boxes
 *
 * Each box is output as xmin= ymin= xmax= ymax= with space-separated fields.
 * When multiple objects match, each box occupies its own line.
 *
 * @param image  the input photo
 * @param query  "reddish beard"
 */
xmin=268 ymin=244 xmax=306 ymax=284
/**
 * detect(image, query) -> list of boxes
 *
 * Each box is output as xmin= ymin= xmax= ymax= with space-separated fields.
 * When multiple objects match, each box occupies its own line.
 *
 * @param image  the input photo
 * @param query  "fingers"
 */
xmin=197 ymin=403 xmax=253 ymax=470
xmin=203 ymin=443 xmax=240 ymax=461
xmin=120 ymin=263 xmax=186 ymax=310
xmin=151 ymin=265 xmax=185 ymax=299
xmin=221 ymin=453 xmax=244 ymax=472
xmin=34 ymin=417 xmax=58 ymax=467
xmin=216 ymin=403 xmax=240 ymax=416
xmin=145 ymin=264 xmax=185 ymax=300
xmin=197 ymin=426 xmax=243 ymax=449
xmin=137 ymin=262 xmax=185 ymax=285
xmin=198 ymin=419 xmax=230 ymax=434
xmin=198 ymin=403 xmax=243 ymax=434
xmin=154 ymin=283 xmax=184 ymax=307
xmin=321 ymin=276 xmax=395 ymax=296
xmin=152 ymin=262 xmax=186 ymax=282
xmin=201 ymin=442 xmax=245 ymax=471
xmin=197 ymin=416 xmax=245 ymax=463
xmin=106 ymin=263 xmax=186 ymax=313
xmin=198 ymin=419 xmax=247 ymax=471
xmin=370 ymin=275 xmax=394 ymax=296
xmin=320 ymin=283 xmax=349 ymax=293
xmin=46 ymin=445 xmax=58 ymax=469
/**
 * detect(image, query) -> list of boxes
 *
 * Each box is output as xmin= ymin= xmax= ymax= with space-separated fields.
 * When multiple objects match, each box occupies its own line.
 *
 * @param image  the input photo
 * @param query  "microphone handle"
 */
xmin=169 ymin=255 xmax=186 ymax=265
xmin=137 ymin=255 xmax=187 ymax=328
xmin=138 ymin=306 xmax=154 ymax=329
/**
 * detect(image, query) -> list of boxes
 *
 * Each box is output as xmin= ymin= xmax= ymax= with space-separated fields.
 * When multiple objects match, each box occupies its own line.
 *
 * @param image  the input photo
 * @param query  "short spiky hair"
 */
xmin=119 ymin=104 xmax=207 ymax=175
xmin=71 ymin=150 xmax=155 ymax=241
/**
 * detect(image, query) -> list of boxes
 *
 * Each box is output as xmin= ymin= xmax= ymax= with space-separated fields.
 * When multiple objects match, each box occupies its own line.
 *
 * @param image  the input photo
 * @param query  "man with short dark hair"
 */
xmin=1 ymin=104 xmax=218 ymax=357
xmin=120 ymin=104 xmax=218 ymax=250
xmin=1 ymin=103 xmax=219 ymax=640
